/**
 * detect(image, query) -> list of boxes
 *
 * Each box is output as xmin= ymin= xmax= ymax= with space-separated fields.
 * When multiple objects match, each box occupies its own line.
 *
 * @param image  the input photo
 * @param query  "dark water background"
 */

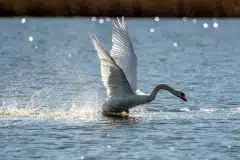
xmin=0 ymin=18 xmax=239 ymax=160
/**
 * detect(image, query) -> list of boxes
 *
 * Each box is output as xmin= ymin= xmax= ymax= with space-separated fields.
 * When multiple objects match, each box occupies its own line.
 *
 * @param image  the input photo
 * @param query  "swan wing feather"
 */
xmin=110 ymin=17 xmax=137 ymax=92
xmin=90 ymin=35 xmax=134 ymax=97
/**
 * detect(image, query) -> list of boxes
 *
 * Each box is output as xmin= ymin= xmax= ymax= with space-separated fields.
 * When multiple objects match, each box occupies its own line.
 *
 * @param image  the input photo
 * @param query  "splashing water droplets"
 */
xmin=106 ymin=17 xmax=111 ymax=22
xmin=99 ymin=19 xmax=104 ymax=24
xmin=107 ymin=145 xmax=111 ymax=148
xmin=173 ymin=42 xmax=178 ymax=48
xmin=192 ymin=18 xmax=197 ymax=24
xmin=203 ymin=23 xmax=208 ymax=28
xmin=28 ymin=36 xmax=34 ymax=42
xmin=213 ymin=22 xmax=219 ymax=28
xmin=21 ymin=18 xmax=26 ymax=24
xmin=80 ymin=156 xmax=84 ymax=159
xmin=150 ymin=28 xmax=155 ymax=32
xmin=68 ymin=54 xmax=72 ymax=58
xmin=182 ymin=17 xmax=187 ymax=21
xmin=154 ymin=16 xmax=160 ymax=22
xmin=91 ymin=17 xmax=96 ymax=21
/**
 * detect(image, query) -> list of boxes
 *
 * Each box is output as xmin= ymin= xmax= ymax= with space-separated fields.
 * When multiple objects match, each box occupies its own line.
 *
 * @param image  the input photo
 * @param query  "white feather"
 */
xmin=90 ymin=35 xmax=134 ymax=97
xmin=110 ymin=17 xmax=137 ymax=92
xmin=136 ymin=89 xmax=149 ymax=95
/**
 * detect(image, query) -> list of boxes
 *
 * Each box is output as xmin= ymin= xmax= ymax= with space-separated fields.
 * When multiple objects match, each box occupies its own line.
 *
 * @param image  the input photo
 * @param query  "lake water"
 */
xmin=0 ymin=18 xmax=239 ymax=160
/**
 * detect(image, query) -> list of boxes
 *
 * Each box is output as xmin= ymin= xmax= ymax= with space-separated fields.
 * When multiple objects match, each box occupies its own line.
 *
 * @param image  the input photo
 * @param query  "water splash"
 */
xmin=29 ymin=36 xmax=34 ymax=42
xmin=203 ymin=23 xmax=208 ymax=28
xmin=173 ymin=42 xmax=178 ymax=48
xmin=91 ymin=17 xmax=96 ymax=21
xmin=106 ymin=17 xmax=111 ymax=22
xmin=0 ymin=89 xmax=103 ymax=121
xmin=99 ymin=19 xmax=104 ymax=24
xmin=213 ymin=22 xmax=219 ymax=28
xmin=192 ymin=18 xmax=197 ymax=24
xmin=154 ymin=17 xmax=160 ymax=22
xmin=21 ymin=18 xmax=26 ymax=24
xmin=1 ymin=94 xmax=239 ymax=122
xmin=182 ymin=17 xmax=187 ymax=22
xmin=199 ymin=108 xmax=217 ymax=112
xmin=0 ymin=103 xmax=101 ymax=121
xmin=150 ymin=28 xmax=155 ymax=32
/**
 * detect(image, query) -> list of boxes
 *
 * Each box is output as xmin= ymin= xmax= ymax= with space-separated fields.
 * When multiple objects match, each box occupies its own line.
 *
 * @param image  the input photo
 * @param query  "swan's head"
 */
xmin=178 ymin=92 xmax=187 ymax=102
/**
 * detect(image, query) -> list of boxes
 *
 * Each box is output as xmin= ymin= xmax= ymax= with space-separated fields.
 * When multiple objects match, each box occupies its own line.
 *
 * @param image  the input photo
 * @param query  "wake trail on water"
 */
xmin=1 ymin=103 xmax=239 ymax=122
xmin=0 ymin=89 xmax=105 ymax=120
xmin=0 ymin=102 xmax=103 ymax=120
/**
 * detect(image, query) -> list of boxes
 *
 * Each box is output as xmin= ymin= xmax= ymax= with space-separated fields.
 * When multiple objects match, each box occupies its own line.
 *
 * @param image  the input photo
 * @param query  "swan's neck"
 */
xmin=133 ymin=84 xmax=178 ymax=107
xmin=149 ymin=84 xmax=178 ymax=101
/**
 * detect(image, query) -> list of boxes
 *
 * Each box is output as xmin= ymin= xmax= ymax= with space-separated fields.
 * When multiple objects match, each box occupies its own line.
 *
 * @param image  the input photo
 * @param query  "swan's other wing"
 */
xmin=110 ymin=17 xmax=137 ymax=92
xmin=136 ymin=89 xmax=149 ymax=95
xmin=90 ymin=35 xmax=134 ymax=97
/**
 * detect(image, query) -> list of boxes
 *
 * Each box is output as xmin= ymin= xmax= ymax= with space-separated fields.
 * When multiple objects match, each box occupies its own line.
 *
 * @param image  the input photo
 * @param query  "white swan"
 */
xmin=90 ymin=17 xmax=187 ymax=117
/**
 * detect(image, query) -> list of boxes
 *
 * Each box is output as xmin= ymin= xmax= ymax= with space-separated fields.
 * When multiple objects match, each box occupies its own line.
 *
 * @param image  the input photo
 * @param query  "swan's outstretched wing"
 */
xmin=90 ymin=35 xmax=134 ymax=97
xmin=110 ymin=17 xmax=137 ymax=92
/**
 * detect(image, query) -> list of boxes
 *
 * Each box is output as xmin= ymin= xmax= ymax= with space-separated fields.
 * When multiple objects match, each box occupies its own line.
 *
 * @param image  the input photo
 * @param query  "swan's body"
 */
xmin=90 ymin=17 xmax=187 ymax=117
